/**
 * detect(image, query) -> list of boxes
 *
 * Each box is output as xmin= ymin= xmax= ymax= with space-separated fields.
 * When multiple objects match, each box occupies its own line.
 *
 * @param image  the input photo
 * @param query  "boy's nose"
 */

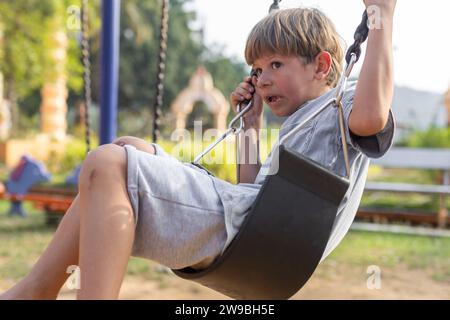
xmin=256 ymin=72 xmax=272 ymax=88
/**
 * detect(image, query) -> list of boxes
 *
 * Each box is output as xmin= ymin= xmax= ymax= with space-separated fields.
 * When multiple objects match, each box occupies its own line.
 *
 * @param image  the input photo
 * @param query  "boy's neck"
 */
xmin=315 ymin=85 xmax=332 ymax=98
xmin=306 ymin=85 xmax=332 ymax=103
xmin=292 ymin=85 xmax=332 ymax=114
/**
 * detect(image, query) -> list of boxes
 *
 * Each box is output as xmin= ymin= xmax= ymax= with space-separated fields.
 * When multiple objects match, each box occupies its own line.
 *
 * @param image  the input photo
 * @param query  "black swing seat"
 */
xmin=172 ymin=145 xmax=349 ymax=299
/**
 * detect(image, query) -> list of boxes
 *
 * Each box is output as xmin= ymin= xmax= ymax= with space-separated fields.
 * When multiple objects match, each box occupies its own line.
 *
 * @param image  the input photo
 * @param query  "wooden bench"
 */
xmin=0 ymin=184 xmax=76 ymax=225
xmin=361 ymin=147 xmax=450 ymax=228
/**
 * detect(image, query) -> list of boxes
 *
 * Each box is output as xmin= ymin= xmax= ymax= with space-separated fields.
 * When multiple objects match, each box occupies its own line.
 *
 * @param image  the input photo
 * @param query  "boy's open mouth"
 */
xmin=266 ymin=95 xmax=281 ymax=104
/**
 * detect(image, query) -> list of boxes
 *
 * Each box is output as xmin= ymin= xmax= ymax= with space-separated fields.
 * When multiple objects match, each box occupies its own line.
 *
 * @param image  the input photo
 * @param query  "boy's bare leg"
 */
xmin=1 ymin=144 xmax=136 ymax=300
xmin=76 ymin=144 xmax=135 ymax=299
xmin=0 ymin=196 xmax=82 ymax=299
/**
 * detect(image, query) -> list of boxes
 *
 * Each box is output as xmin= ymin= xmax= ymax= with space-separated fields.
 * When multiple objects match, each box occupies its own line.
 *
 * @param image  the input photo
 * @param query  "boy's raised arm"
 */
xmin=349 ymin=0 xmax=397 ymax=137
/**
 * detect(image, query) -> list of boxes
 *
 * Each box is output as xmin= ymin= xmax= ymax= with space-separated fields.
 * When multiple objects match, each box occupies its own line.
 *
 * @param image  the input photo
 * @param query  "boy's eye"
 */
xmin=271 ymin=61 xmax=282 ymax=69
xmin=254 ymin=68 xmax=262 ymax=77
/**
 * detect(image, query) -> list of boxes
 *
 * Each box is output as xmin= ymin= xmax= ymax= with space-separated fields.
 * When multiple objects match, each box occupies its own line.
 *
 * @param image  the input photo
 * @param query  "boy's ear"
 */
xmin=314 ymin=51 xmax=332 ymax=80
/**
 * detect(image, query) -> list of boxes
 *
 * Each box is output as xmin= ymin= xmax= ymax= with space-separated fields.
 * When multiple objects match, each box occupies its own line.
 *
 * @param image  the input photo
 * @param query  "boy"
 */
xmin=1 ymin=1 xmax=396 ymax=299
xmin=229 ymin=2 xmax=396 ymax=257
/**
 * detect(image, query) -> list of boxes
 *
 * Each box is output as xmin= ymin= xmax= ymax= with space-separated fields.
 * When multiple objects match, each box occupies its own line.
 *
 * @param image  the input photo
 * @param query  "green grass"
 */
xmin=0 ymin=197 xmax=448 ymax=287
xmin=0 ymin=201 xmax=53 ymax=282
xmin=0 ymin=200 xmax=171 ymax=285
xmin=327 ymin=230 xmax=450 ymax=282
xmin=361 ymin=192 xmax=443 ymax=212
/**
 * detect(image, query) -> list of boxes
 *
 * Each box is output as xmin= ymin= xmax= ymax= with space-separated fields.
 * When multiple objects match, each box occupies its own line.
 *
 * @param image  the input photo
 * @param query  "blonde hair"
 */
xmin=245 ymin=8 xmax=344 ymax=87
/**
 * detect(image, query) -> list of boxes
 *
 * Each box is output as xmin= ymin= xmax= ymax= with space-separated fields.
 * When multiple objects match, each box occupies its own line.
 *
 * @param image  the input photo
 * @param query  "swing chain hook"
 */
xmin=229 ymin=100 xmax=253 ymax=134
xmin=333 ymin=52 xmax=357 ymax=178
xmin=335 ymin=52 xmax=357 ymax=107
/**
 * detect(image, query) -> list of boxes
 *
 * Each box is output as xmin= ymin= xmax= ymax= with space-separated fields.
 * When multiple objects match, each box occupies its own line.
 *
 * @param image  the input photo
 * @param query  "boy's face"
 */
xmin=252 ymin=54 xmax=325 ymax=117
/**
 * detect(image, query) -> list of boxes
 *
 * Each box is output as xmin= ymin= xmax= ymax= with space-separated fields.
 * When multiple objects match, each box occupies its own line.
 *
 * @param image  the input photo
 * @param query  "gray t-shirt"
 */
xmin=211 ymin=81 xmax=395 ymax=259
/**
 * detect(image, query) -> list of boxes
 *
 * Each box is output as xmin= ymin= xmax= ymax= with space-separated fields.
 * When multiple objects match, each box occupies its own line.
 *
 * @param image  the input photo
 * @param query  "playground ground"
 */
xmin=54 ymin=260 xmax=449 ymax=300
xmin=0 ymin=202 xmax=449 ymax=300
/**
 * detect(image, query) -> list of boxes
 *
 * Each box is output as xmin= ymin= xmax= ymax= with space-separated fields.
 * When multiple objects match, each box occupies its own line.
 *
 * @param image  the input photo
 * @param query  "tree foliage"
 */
xmin=0 ymin=0 xmax=248 ymax=137
xmin=117 ymin=0 xmax=204 ymax=112
xmin=0 ymin=0 xmax=84 ymax=104
xmin=401 ymin=127 xmax=450 ymax=148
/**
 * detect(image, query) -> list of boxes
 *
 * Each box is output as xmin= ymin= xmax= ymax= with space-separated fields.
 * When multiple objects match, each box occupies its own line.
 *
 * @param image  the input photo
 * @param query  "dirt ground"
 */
xmin=54 ymin=263 xmax=449 ymax=300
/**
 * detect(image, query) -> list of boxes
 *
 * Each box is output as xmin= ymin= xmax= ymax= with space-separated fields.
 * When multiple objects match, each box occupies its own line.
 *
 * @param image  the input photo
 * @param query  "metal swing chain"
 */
xmin=81 ymin=0 xmax=92 ymax=154
xmin=334 ymin=52 xmax=357 ymax=178
xmin=269 ymin=0 xmax=282 ymax=13
xmin=345 ymin=10 xmax=369 ymax=64
xmin=337 ymin=11 xmax=369 ymax=177
xmin=152 ymin=0 xmax=170 ymax=143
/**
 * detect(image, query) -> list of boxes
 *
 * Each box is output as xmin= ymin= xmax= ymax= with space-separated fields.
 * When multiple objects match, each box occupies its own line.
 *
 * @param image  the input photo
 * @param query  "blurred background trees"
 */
xmin=0 ymin=0 xmax=247 ymax=139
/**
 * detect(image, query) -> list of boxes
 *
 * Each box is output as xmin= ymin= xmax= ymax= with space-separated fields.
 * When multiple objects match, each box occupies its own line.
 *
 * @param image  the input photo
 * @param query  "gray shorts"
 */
xmin=124 ymin=144 xmax=227 ymax=270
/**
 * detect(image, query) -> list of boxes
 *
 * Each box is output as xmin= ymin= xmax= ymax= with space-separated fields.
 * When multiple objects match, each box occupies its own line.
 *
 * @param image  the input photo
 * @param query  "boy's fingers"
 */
xmin=236 ymin=84 xmax=254 ymax=99
xmin=231 ymin=91 xmax=242 ymax=99
xmin=236 ymin=86 xmax=253 ymax=98
xmin=231 ymin=92 xmax=245 ymax=103
xmin=242 ymin=82 xmax=254 ymax=92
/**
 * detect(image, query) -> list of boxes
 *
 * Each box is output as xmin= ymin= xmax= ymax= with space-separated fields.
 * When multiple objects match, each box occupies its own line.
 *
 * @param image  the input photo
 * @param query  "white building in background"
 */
xmin=391 ymin=86 xmax=448 ymax=141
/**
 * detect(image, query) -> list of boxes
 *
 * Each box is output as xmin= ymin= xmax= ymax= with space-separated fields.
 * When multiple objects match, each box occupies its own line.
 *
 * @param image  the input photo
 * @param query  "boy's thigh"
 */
xmin=132 ymin=196 xmax=226 ymax=270
xmin=124 ymin=144 xmax=226 ymax=269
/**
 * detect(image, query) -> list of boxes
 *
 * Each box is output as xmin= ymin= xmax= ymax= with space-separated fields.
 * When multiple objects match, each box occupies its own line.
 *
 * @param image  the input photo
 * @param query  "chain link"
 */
xmin=269 ymin=0 xmax=282 ymax=13
xmin=152 ymin=0 xmax=169 ymax=143
xmin=345 ymin=10 xmax=369 ymax=64
xmin=81 ymin=0 xmax=92 ymax=154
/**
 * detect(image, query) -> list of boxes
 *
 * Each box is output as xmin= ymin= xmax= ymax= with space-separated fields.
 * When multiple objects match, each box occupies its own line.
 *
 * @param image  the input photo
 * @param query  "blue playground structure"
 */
xmin=99 ymin=0 xmax=120 ymax=145
xmin=5 ymin=155 xmax=51 ymax=217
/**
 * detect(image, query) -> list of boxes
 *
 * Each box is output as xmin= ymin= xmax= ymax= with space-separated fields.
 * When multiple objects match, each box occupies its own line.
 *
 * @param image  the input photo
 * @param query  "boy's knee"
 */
xmin=79 ymin=144 xmax=127 ymax=188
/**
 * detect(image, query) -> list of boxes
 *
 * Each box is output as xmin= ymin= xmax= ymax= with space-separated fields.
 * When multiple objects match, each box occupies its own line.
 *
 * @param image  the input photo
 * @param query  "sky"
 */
xmin=186 ymin=0 xmax=450 ymax=95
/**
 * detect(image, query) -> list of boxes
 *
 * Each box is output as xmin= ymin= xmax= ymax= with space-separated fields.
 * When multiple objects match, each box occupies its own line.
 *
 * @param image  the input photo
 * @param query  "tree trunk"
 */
xmin=39 ymin=24 xmax=68 ymax=141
